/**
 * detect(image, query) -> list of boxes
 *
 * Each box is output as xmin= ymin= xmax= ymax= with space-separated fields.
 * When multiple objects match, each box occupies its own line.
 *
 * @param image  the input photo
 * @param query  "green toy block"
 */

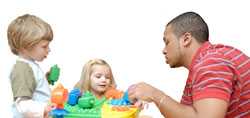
xmin=63 ymin=92 xmax=106 ymax=118
xmin=48 ymin=64 xmax=60 ymax=85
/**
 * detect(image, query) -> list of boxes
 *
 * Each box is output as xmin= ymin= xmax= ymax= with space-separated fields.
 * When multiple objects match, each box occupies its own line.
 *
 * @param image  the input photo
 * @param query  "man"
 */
xmin=128 ymin=12 xmax=250 ymax=118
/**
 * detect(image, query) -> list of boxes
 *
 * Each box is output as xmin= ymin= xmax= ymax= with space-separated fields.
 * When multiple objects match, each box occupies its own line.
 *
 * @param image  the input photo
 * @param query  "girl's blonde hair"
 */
xmin=74 ymin=59 xmax=116 ymax=93
xmin=7 ymin=14 xmax=53 ymax=55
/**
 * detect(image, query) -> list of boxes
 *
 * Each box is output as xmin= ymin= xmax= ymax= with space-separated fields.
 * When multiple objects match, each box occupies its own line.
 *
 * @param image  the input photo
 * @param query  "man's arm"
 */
xmin=128 ymin=82 xmax=228 ymax=118
xmin=152 ymin=88 xmax=228 ymax=118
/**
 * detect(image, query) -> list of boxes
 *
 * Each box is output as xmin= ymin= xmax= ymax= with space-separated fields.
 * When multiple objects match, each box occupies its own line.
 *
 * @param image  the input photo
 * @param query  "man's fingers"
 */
xmin=128 ymin=89 xmax=138 ymax=103
xmin=128 ymin=84 xmax=137 ymax=92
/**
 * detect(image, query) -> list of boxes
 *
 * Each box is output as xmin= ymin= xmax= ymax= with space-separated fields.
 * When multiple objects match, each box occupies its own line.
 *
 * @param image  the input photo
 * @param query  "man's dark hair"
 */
xmin=167 ymin=11 xmax=209 ymax=43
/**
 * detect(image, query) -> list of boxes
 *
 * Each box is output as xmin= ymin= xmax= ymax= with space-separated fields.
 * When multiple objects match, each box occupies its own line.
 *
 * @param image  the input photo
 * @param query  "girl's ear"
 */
xmin=108 ymin=84 xmax=115 ymax=89
xmin=112 ymin=83 xmax=117 ymax=88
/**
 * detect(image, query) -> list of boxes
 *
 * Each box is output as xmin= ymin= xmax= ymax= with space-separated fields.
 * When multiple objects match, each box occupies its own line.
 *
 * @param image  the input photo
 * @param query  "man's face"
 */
xmin=162 ymin=26 xmax=182 ymax=68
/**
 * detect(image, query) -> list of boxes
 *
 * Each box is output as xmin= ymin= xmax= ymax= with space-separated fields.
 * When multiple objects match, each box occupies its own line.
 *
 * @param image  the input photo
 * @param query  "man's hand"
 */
xmin=128 ymin=82 xmax=156 ymax=103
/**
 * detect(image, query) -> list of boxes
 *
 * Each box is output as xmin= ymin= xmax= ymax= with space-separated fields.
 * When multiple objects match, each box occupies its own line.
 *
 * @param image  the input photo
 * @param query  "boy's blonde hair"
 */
xmin=75 ymin=59 xmax=116 ymax=93
xmin=7 ymin=14 xmax=53 ymax=55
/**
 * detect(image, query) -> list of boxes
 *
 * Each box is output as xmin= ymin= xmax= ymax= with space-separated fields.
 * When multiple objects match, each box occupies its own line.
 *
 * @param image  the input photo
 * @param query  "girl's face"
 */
xmin=90 ymin=65 xmax=111 ymax=97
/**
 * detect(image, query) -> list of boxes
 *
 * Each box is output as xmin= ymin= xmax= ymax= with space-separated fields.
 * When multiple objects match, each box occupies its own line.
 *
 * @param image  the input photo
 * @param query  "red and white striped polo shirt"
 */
xmin=181 ymin=41 xmax=250 ymax=118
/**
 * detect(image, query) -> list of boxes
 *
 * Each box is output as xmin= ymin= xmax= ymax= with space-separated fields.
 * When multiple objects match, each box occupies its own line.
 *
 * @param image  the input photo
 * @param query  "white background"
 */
xmin=0 ymin=0 xmax=250 ymax=117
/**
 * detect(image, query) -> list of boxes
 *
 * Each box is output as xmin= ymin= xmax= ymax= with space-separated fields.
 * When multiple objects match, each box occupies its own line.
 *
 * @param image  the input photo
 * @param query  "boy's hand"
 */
xmin=45 ymin=71 xmax=50 ymax=81
xmin=44 ymin=103 xmax=56 ymax=118
xmin=45 ymin=70 xmax=52 ymax=85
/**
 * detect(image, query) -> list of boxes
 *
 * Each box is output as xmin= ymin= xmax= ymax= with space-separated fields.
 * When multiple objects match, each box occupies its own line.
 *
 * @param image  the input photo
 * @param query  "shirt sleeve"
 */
xmin=10 ymin=61 xmax=37 ymax=100
xmin=192 ymin=56 xmax=235 ymax=102
xmin=15 ymin=97 xmax=47 ymax=118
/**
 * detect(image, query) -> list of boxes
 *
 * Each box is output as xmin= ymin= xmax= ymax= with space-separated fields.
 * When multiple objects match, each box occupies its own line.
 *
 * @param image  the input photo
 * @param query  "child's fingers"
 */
xmin=135 ymin=100 xmax=149 ymax=110
xmin=45 ymin=71 xmax=50 ymax=80
xmin=50 ymin=103 xmax=57 ymax=109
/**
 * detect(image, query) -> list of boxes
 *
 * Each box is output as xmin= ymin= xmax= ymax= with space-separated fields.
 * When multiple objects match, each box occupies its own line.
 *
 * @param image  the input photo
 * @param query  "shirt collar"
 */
xmin=188 ymin=41 xmax=211 ymax=70
xmin=17 ymin=56 xmax=37 ymax=65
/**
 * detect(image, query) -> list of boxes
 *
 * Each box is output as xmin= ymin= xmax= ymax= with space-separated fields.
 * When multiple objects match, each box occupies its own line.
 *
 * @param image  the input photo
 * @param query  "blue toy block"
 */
xmin=68 ymin=89 xmax=81 ymax=106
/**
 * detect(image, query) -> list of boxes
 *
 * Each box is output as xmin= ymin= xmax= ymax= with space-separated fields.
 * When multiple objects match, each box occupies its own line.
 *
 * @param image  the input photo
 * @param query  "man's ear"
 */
xmin=180 ymin=32 xmax=192 ymax=47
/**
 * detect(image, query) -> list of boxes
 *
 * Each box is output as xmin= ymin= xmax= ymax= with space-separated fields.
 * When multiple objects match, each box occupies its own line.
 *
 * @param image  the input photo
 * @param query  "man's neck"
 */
xmin=183 ymin=42 xmax=203 ymax=69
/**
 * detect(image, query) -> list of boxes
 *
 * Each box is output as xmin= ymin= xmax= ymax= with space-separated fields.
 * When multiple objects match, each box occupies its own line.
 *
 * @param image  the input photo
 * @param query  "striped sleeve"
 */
xmin=192 ymin=55 xmax=235 ymax=102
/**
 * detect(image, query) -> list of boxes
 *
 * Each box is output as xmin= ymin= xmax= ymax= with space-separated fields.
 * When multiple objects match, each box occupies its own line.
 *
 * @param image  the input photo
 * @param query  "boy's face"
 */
xmin=24 ymin=40 xmax=50 ymax=62
xmin=90 ymin=65 xmax=111 ymax=95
